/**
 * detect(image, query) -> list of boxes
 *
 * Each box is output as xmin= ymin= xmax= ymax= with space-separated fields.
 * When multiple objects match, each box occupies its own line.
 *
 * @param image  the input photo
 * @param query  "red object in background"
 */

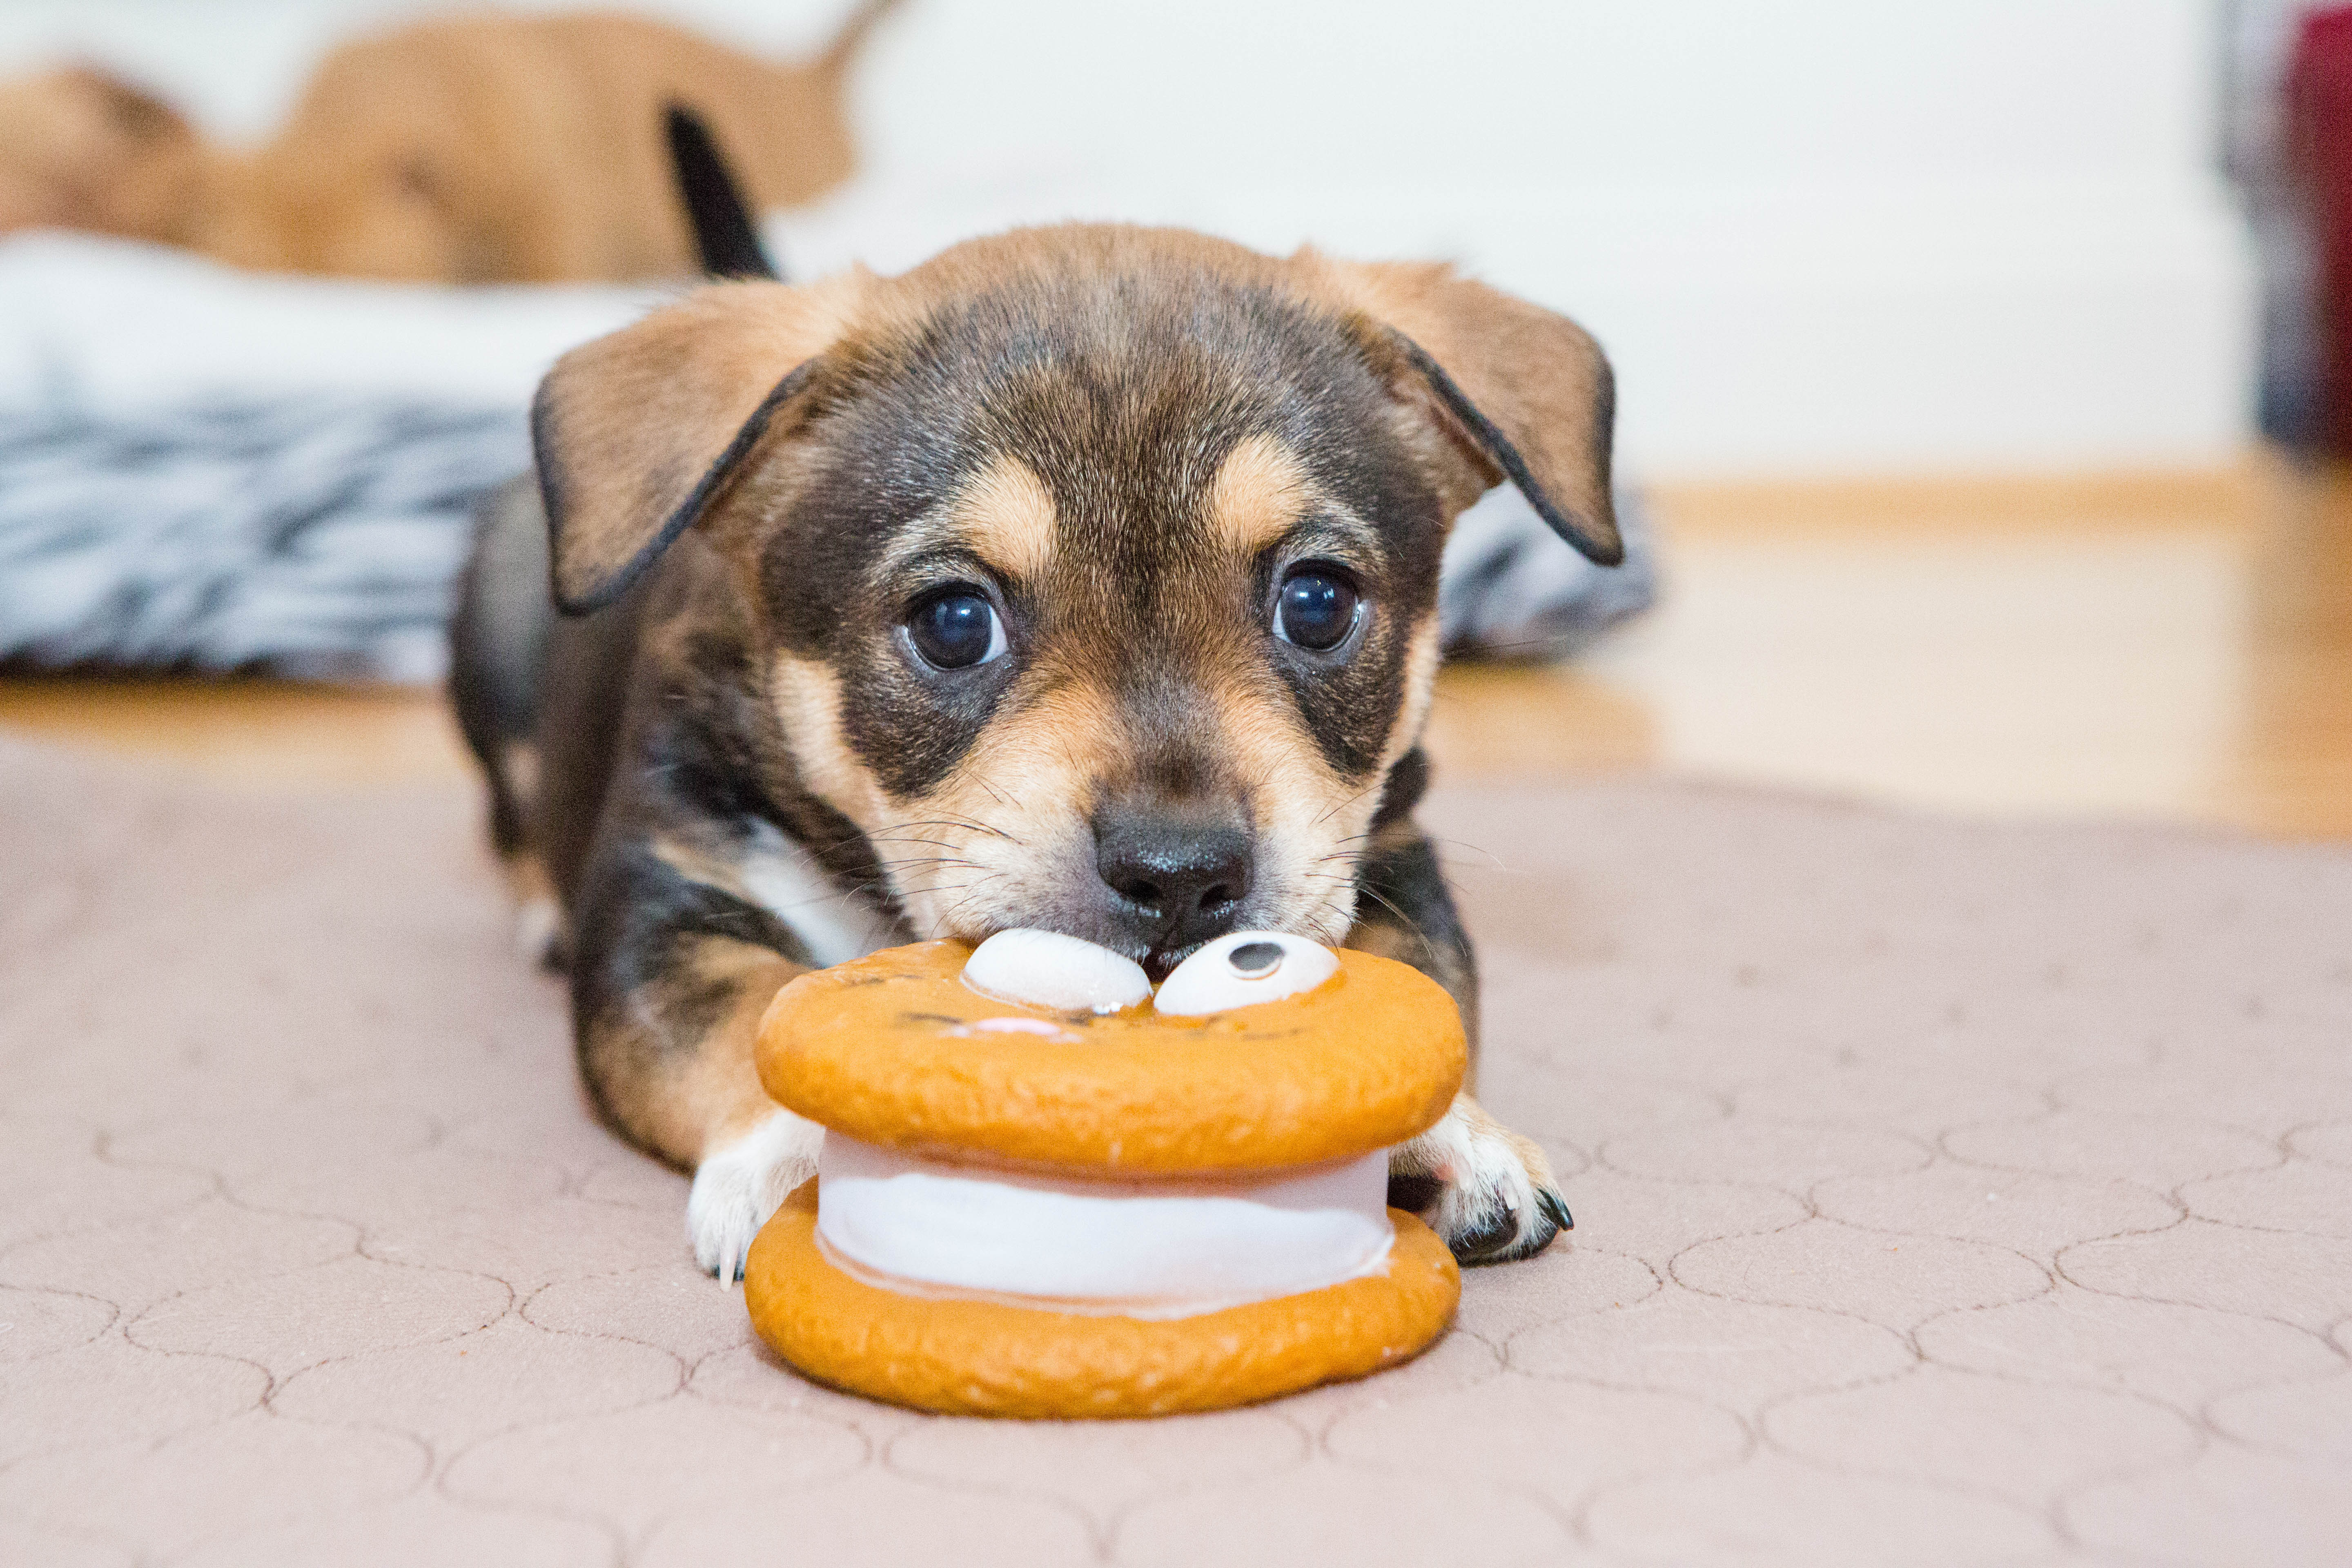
xmin=2288 ymin=7 xmax=2352 ymax=450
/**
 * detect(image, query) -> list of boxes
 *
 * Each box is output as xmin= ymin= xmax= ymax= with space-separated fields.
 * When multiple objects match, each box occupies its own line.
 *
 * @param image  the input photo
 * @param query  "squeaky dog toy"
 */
xmin=741 ymin=929 xmax=1467 ymax=1417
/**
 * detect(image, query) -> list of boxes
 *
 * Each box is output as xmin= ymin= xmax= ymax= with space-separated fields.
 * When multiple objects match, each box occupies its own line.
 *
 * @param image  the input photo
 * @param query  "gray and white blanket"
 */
xmin=0 ymin=398 xmax=527 ymax=680
xmin=0 ymin=234 xmax=1653 ymax=680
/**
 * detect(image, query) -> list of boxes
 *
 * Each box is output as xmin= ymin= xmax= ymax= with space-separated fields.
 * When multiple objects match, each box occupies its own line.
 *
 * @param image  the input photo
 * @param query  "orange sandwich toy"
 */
xmin=742 ymin=928 xmax=1466 ymax=1418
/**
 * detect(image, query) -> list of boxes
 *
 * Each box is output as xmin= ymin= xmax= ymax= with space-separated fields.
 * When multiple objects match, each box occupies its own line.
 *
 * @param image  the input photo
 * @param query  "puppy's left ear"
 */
xmin=532 ymin=274 xmax=866 ymax=613
xmin=1303 ymin=256 xmax=1621 ymax=566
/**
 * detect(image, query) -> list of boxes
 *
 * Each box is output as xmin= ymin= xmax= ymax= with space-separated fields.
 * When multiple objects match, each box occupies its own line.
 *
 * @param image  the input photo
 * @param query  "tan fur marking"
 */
xmin=1200 ymin=610 xmax=1443 ymax=949
xmin=945 ymin=457 xmax=1059 ymax=584
xmin=887 ymin=678 xmax=1120 ymax=940
xmin=1389 ymin=616 xmax=1445 ymax=770
xmin=771 ymin=656 xmax=896 ymax=838
xmin=1202 ymin=678 xmax=1363 ymax=947
xmin=499 ymin=740 xmax=541 ymax=809
xmin=1343 ymin=921 xmax=1421 ymax=966
xmin=501 ymin=850 xmax=554 ymax=909
xmin=601 ymin=934 xmax=801 ymax=1165
xmin=772 ymin=650 xmax=1127 ymax=943
xmin=1205 ymin=434 xmax=1314 ymax=557
xmin=650 ymin=833 xmax=751 ymax=904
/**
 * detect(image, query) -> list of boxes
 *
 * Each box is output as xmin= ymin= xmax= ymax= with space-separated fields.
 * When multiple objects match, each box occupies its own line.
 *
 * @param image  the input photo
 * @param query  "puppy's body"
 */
xmin=0 ymin=4 xmax=895 ymax=282
xmin=454 ymin=225 xmax=1615 ymax=1275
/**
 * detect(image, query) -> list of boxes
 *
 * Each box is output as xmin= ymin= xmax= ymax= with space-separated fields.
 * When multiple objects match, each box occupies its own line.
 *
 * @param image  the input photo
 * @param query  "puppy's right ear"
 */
xmin=63 ymin=65 xmax=192 ymax=146
xmin=533 ymin=277 xmax=866 ymax=614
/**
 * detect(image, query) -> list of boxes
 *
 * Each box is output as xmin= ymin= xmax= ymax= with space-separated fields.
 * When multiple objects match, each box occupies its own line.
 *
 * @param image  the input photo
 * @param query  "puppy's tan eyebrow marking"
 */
xmin=1207 ymin=433 xmax=1315 ymax=556
xmin=882 ymin=456 xmax=1059 ymax=584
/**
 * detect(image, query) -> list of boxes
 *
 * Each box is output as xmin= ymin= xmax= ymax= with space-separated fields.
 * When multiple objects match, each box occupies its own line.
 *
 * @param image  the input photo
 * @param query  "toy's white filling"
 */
xmin=815 ymin=1135 xmax=1395 ymax=1319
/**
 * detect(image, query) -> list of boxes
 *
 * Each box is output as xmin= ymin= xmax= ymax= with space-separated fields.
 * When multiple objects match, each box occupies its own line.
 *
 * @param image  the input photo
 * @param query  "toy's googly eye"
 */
xmin=962 ymin=929 xmax=1151 ymax=1014
xmin=1227 ymin=941 xmax=1284 ymax=978
xmin=1154 ymin=932 xmax=1339 ymax=1016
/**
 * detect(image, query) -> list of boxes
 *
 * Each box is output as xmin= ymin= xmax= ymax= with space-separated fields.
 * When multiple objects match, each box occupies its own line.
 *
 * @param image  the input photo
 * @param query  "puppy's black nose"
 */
xmin=1094 ymin=807 xmax=1252 ymax=959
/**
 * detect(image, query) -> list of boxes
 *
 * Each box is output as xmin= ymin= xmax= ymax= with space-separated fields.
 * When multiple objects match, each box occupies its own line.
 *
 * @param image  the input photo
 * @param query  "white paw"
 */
xmin=512 ymin=895 xmax=561 ymax=964
xmin=500 ymin=851 xmax=562 ymax=966
xmin=686 ymin=1109 xmax=824 ymax=1285
xmin=1392 ymin=1097 xmax=1570 ymax=1264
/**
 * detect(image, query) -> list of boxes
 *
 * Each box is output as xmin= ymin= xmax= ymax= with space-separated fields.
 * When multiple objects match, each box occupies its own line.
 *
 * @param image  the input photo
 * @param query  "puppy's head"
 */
xmin=535 ymin=227 xmax=1614 ymax=975
xmin=0 ymin=66 xmax=208 ymax=243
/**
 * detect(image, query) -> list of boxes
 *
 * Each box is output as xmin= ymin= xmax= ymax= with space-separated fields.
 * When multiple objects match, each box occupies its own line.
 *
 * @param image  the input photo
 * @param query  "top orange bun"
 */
xmin=755 ymin=940 xmax=1465 ymax=1174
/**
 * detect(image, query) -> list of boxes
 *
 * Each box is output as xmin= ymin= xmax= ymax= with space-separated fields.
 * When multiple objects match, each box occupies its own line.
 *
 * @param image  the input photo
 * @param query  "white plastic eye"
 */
xmin=1153 ymin=931 xmax=1339 ymax=1016
xmin=962 ymin=929 xmax=1152 ymax=1014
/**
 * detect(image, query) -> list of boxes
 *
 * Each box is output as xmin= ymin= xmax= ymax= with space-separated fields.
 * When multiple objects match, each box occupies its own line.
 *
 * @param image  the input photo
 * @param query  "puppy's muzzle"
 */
xmin=1092 ymin=804 xmax=1252 ymax=978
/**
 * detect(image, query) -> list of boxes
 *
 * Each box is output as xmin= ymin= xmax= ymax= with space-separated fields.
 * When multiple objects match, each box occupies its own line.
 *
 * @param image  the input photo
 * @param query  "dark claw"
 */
xmin=1454 ymin=1187 xmax=1574 ymax=1267
xmin=1386 ymin=1172 xmax=1443 ymax=1215
xmin=1449 ymin=1201 xmax=1524 ymax=1265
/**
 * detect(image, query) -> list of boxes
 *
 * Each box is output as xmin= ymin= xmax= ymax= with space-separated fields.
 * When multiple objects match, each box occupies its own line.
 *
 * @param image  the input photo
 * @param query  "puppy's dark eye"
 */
xmin=907 ymin=588 xmax=1006 ymax=670
xmin=1274 ymin=569 xmax=1360 ymax=652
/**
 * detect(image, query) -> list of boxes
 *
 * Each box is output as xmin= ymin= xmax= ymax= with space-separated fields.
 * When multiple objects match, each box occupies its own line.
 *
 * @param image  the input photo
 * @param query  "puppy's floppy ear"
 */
xmin=1303 ymin=256 xmax=1621 ymax=566
xmin=533 ymin=275 xmax=866 ymax=613
xmin=63 ymin=65 xmax=192 ymax=145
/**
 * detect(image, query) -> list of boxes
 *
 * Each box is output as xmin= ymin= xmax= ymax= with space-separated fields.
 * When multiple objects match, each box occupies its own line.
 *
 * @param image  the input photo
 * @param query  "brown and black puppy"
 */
xmin=452 ymin=223 xmax=1618 ymax=1282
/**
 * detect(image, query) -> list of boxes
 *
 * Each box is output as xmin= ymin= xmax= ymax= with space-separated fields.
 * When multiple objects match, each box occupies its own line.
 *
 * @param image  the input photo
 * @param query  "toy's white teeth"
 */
xmin=815 ymin=1136 xmax=1395 ymax=1319
xmin=1153 ymin=931 xmax=1339 ymax=1016
xmin=961 ymin=928 xmax=1152 ymax=1014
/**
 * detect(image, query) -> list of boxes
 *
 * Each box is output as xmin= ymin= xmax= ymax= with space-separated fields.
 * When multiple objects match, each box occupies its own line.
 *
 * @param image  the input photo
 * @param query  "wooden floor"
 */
xmin=5 ymin=457 xmax=2349 ymax=837
xmin=1427 ymin=457 xmax=2352 ymax=838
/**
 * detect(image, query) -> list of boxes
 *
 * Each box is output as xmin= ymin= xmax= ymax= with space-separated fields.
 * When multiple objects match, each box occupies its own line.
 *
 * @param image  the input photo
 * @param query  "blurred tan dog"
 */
xmin=0 ymin=2 xmax=898 ymax=283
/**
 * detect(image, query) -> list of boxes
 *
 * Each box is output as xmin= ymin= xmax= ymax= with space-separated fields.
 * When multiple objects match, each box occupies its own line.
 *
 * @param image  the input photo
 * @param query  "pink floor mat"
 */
xmin=2 ymin=738 xmax=2348 ymax=1566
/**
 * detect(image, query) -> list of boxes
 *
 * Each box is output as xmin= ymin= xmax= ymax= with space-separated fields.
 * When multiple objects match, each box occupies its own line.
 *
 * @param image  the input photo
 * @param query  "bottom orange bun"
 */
xmin=744 ymin=1180 xmax=1460 ymax=1419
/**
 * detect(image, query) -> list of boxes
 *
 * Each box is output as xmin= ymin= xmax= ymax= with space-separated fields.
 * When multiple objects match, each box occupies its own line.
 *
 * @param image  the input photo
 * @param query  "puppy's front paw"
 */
xmin=686 ymin=1109 xmax=823 ymax=1285
xmin=1390 ymin=1095 xmax=1570 ymax=1265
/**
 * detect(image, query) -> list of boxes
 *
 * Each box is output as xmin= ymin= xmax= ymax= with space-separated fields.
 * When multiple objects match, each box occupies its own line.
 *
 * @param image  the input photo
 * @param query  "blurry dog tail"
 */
xmin=813 ymin=0 xmax=906 ymax=82
xmin=663 ymin=105 xmax=782 ymax=281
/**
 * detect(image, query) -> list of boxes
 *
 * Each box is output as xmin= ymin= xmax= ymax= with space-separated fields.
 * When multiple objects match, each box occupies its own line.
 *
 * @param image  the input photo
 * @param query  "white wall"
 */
xmin=0 ymin=0 xmax=2256 ymax=478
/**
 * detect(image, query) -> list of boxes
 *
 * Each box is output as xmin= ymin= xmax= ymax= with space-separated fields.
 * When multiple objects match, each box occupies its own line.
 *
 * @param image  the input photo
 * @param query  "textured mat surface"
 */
xmin=2 ymin=739 xmax=2349 ymax=1567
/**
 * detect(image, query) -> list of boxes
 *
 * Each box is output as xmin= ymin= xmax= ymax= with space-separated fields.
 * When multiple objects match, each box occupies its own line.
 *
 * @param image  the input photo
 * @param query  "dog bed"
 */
xmin=3 ymin=735 xmax=2344 ymax=1567
xmin=0 ymin=232 xmax=1654 ymax=679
